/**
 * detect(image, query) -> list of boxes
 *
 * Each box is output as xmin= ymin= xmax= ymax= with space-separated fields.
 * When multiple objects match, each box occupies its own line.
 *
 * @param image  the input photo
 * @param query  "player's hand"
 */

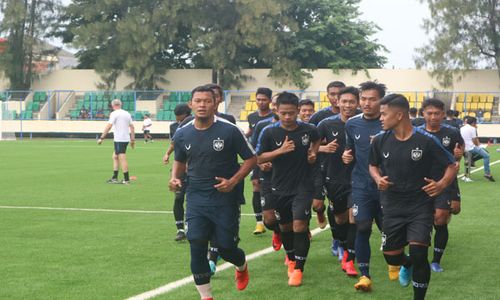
xmin=422 ymin=177 xmax=444 ymax=197
xmin=163 ymin=153 xmax=170 ymax=165
xmin=259 ymin=162 xmax=272 ymax=172
xmin=169 ymin=178 xmax=182 ymax=192
xmin=377 ymin=176 xmax=394 ymax=191
xmin=214 ymin=177 xmax=236 ymax=193
xmin=453 ymin=143 xmax=463 ymax=160
xmin=307 ymin=148 xmax=317 ymax=164
xmin=342 ymin=149 xmax=353 ymax=164
xmin=279 ymin=136 xmax=295 ymax=154
xmin=130 ymin=140 xmax=135 ymax=149
xmin=321 ymin=139 xmax=339 ymax=153
xmin=97 ymin=138 xmax=103 ymax=145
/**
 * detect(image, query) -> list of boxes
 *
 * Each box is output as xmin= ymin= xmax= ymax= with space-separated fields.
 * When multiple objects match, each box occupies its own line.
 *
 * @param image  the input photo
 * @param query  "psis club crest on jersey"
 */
xmin=411 ymin=147 xmax=423 ymax=161
xmin=213 ymin=138 xmax=224 ymax=151
xmin=301 ymin=134 xmax=310 ymax=146
xmin=442 ymin=136 xmax=451 ymax=147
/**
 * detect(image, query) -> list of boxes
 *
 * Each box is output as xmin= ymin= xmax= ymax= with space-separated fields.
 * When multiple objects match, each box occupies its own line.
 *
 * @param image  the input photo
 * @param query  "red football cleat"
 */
xmin=235 ymin=265 xmax=249 ymax=291
xmin=272 ymin=231 xmax=282 ymax=251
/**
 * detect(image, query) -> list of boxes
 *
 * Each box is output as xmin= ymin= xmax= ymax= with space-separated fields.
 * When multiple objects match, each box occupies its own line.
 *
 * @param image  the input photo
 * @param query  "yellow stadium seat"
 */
xmin=240 ymin=111 xmax=248 ymax=121
xmin=455 ymin=102 xmax=464 ymax=111
xmin=484 ymin=112 xmax=491 ymax=121
xmin=245 ymin=102 xmax=252 ymax=111
xmin=478 ymin=95 xmax=487 ymax=103
xmin=486 ymin=95 xmax=494 ymax=103
xmin=471 ymin=103 xmax=478 ymax=110
xmin=456 ymin=93 xmax=465 ymax=104
xmin=251 ymin=102 xmax=258 ymax=111
xmin=465 ymin=94 xmax=473 ymax=103
xmin=417 ymin=92 xmax=426 ymax=102
xmin=467 ymin=111 xmax=476 ymax=117
xmin=320 ymin=92 xmax=328 ymax=102
xmin=250 ymin=93 xmax=256 ymax=101
xmin=459 ymin=112 xmax=465 ymax=119
xmin=465 ymin=103 xmax=471 ymax=110
xmin=314 ymin=102 xmax=320 ymax=111
xmin=485 ymin=103 xmax=493 ymax=111
xmin=478 ymin=103 xmax=486 ymax=110
xmin=321 ymin=102 xmax=330 ymax=109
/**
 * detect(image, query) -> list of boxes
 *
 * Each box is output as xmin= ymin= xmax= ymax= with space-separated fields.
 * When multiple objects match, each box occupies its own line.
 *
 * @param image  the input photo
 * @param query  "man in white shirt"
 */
xmin=98 ymin=99 xmax=136 ymax=184
xmin=460 ymin=116 xmax=494 ymax=182
xmin=142 ymin=114 xmax=153 ymax=143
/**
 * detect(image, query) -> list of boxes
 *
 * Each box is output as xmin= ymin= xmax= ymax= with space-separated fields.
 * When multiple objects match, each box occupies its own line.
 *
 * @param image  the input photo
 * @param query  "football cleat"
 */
xmin=106 ymin=178 xmax=119 ymax=184
xmin=272 ymin=231 xmax=282 ymax=251
xmin=337 ymin=246 xmax=344 ymax=262
xmin=341 ymin=250 xmax=348 ymax=271
xmin=235 ymin=265 xmax=249 ymax=291
xmin=121 ymin=180 xmax=130 ymax=185
xmin=388 ymin=265 xmax=400 ymax=280
xmin=253 ymin=223 xmax=266 ymax=235
xmin=331 ymin=239 xmax=339 ymax=256
xmin=174 ymin=230 xmax=186 ymax=242
xmin=345 ymin=260 xmax=358 ymax=277
xmin=430 ymin=262 xmax=444 ymax=272
xmin=287 ymin=260 xmax=296 ymax=278
xmin=354 ymin=275 xmax=372 ymax=292
xmin=288 ymin=269 xmax=303 ymax=287
xmin=209 ymin=260 xmax=217 ymax=276
xmin=399 ymin=265 xmax=413 ymax=287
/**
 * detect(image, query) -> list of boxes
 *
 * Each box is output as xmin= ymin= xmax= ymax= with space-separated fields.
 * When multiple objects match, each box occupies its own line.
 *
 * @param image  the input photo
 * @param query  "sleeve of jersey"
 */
xmin=429 ymin=136 xmax=455 ymax=166
xmin=368 ymin=136 xmax=381 ymax=166
xmin=256 ymin=127 xmax=270 ymax=155
xmin=251 ymin=124 xmax=261 ymax=148
xmin=173 ymin=132 xmax=187 ymax=162
xmin=345 ymin=123 xmax=354 ymax=150
xmin=107 ymin=113 xmax=115 ymax=125
xmin=232 ymin=126 xmax=256 ymax=160
xmin=455 ymin=130 xmax=465 ymax=146
xmin=309 ymin=126 xmax=320 ymax=142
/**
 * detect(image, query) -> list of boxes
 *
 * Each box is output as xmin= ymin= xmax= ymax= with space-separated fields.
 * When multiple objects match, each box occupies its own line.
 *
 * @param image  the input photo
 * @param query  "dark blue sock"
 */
xmin=356 ymin=221 xmax=372 ymax=277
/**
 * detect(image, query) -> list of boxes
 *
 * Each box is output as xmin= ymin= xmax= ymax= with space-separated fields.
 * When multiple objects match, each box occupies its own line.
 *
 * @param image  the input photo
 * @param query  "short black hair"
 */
xmin=191 ymin=85 xmax=215 ymax=102
xmin=422 ymin=98 xmax=445 ymax=111
xmin=453 ymin=110 xmax=460 ymax=118
xmin=380 ymin=94 xmax=409 ymax=112
xmin=359 ymin=81 xmax=387 ymax=98
xmin=338 ymin=86 xmax=360 ymax=101
xmin=298 ymin=99 xmax=314 ymax=108
xmin=418 ymin=107 xmax=424 ymax=116
xmin=174 ymin=103 xmax=191 ymax=116
xmin=326 ymin=81 xmax=346 ymax=91
xmin=256 ymin=87 xmax=272 ymax=99
xmin=206 ymin=83 xmax=223 ymax=101
xmin=277 ymin=92 xmax=299 ymax=107
xmin=446 ymin=109 xmax=455 ymax=117
xmin=466 ymin=116 xmax=477 ymax=125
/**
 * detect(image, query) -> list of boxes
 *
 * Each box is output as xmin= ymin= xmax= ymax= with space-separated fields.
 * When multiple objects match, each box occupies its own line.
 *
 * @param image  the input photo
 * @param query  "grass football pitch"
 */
xmin=0 ymin=139 xmax=499 ymax=299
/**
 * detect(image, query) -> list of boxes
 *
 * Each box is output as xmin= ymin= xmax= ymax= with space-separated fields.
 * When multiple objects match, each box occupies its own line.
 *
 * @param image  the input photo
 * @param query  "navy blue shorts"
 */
xmin=351 ymin=188 xmax=382 ymax=222
xmin=185 ymin=202 xmax=240 ymax=249
xmin=326 ymin=183 xmax=351 ymax=214
xmin=114 ymin=142 xmax=128 ymax=154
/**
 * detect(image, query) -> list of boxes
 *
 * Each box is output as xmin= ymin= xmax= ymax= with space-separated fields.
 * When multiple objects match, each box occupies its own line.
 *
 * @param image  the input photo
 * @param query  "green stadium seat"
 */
xmin=33 ymin=102 xmax=40 ymax=111
xmin=70 ymin=110 xmax=79 ymax=119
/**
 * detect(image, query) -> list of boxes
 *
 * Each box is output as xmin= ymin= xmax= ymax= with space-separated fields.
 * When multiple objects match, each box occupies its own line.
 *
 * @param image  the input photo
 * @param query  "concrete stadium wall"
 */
xmin=22 ymin=69 xmax=499 ymax=92
xmin=3 ymin=120 xmax=500 ymax=138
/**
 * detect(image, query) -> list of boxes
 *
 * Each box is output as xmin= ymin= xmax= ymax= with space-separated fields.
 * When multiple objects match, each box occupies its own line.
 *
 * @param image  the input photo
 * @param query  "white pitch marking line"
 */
xmin=0 ymin=206 xmax=257 ymax=217
xmin=457 ymin=159 xmax=500 ymax=178
xmin=126 ymin=226 xmax=328 ymax=300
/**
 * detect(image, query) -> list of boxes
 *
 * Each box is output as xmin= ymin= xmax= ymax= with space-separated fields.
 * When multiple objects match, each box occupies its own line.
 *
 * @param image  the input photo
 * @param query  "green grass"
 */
xmin=0 ymin=140 xmax=499 ymax=299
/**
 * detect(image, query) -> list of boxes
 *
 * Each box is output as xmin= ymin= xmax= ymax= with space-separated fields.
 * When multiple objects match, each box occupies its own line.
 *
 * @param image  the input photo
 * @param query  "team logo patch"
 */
xmin=213 ymin=138 xmax=224 ymax=151
xmin=275 ymin=140 xmax=283 ymax=147
xmin=352 ymin=204 xmax=358 ymax=216
xmin=411 ymin=147 xmax=423 ymax=161
xmin=302 ymin=134 xmax=310 ymax=146
xmin=185 ymin=144 xmax=191 ymax=150
xmin=355 ymin=134 xmax=361 ymax=140
xmin=332 ymin=131 xmax=339 ymax=137
xmin=442 ymin=136 xmax=451 ymax=147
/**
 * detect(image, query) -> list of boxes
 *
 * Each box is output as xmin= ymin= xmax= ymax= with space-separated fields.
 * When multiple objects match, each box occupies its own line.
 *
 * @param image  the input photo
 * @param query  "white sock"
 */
xmin=236 ymin=261 xmax=247 ymax=272
xmin=196 ymin=283 xmax=212 ymax=299
xmin=257 ymin=221 xmax=264 ymax=225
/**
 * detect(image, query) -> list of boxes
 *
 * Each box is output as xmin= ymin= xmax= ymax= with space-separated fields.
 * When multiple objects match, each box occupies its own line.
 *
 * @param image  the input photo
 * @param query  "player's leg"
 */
xmin=262 ymin=192 xmax=281 ymax=251
xmin=213 ymin=204 xmax=249 ymax=291
xmin=352 ymin=189 xmax=374 ymax=286
xmin=118 ymin=153 xmax=130 ymax=183
xmin=312 ymin=165 xmax=327 ymax=229
xmin=251 ymin=174 xmax=265 ymax=234
xmin=108 ymin=149 xmax=119 ymax=183
xmin=345 ymin=205 xmax=358 ymax=276
xmin=186 ymin=203 xmax=213 ymax=299
xmin=173 ymin=180 xmax=187 ymax=241
xmin=381 ymin=213 xmax=411 ymax=288
xmin=432 ymin=193 xmax=452 ymax=272
xmin=276 ymin=196 xmax=295 ymax=278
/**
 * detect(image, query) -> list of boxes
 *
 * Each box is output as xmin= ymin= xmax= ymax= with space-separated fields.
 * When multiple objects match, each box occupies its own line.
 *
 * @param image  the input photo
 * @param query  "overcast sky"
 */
xmin=57 ymin=0 xmax=430 ymax=69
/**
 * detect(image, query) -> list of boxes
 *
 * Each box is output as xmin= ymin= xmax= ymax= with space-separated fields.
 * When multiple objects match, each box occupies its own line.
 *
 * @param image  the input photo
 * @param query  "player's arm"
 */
xmin=258 ymin=135 xmax=295 ymax=164
xmin=342 ymin=127 xmax=355 ymax=164
xmin=169 ymin=160 xmax=187 ymax=191
xmin=97 ymin=123 xmax=113 ymax=144
xmin=368 ymin=136 xmax=393 ymax=190
xmin=129 ymin=123 xmax=135 ymax=149
xmin=163 ymin=142 xmax=175 ymax=164
xmin=422 ymin=138 xmax=459 ymax=197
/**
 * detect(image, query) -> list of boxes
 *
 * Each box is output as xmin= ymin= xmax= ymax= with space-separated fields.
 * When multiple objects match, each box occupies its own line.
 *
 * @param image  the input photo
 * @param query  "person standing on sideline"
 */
xmin=98 ymin=99 xmax=135 ymax=184
xmin=142 ymin=114 xmax=153 ymax=143
xmin=170 ymin=85 xmax=256 ymax=299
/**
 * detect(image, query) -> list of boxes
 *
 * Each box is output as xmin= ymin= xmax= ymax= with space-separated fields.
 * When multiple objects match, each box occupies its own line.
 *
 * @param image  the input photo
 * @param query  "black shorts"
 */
xmin=114 ymin=142 xmax=128 ymax=154
xmin=434 ymin=179 xmax=461 ymax=209
xmin=259 ymin=180 xmax=275 ymax=211
xmin=143 ymin=130 xmax=150 ymax=134
xmin=185 ymin=202 xmax=240 ymax=249
xmin=251 ymin=166 xmax=260 ymax=180
xmin=273 ymin=192 xmax=313 ymax=225
xmin=326 ymin=183 xmax=351 ymax=214
xmin=381 ymin=199 xmax=433 ymax=251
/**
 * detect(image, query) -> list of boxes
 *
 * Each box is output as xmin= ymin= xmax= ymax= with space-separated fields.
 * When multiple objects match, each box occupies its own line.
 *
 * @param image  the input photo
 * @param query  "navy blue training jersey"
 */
xmin=309 ymin=107 xmax=337 ymax=126
xmin=248 ymin=111 xmax=276 ymax=133
xmin=345 ymin=113 xmax=383 ymax=190
xmin=369 ymin=127 xmax=455 ymax=198
xmin=317 ymin=114 xmax=353 ymax=185
xmin=256 ymin=121 xmax=320 ymax=196
xmin=174 ymin=116 xmax=255 ymax=206
xmin=170 ymin=122 xmax=180 ymax=139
